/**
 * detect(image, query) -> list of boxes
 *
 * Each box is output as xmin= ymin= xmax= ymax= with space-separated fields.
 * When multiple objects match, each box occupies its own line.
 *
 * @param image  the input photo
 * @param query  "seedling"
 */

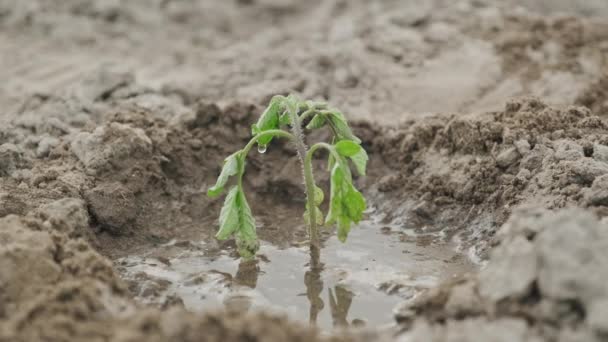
xmin=208 ymin=94 xmax=368 ymax=260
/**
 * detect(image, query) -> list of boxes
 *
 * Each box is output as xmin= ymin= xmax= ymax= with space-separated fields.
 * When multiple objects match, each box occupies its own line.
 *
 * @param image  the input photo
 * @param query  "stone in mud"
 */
xmin=496 ymin=147 xmax=520 ymax=168
xmin=33 ymin=198 xmax=91 ymax=238
xmin=84 ymin=182 xmax=137 ymax=234
xmin=584 ymin=174 xmax=608 ymax=206
xmin=0 ymin=143 xmax=25 ymax=176
xmin=535 ymin=209 xmax=608 ymax=303
xmin=479 ymin=235 xmax=537 ymax=302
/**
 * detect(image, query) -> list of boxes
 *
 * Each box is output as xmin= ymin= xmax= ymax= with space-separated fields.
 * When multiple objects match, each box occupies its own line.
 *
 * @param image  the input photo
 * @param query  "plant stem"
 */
xmin=308 ymin=142 xmax=340 ymax=160
xmin=287 ymin=107 xmax=321 ymax=266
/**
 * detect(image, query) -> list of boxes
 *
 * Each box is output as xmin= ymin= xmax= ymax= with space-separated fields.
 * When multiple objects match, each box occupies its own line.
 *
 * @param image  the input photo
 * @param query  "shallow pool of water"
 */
xmin=116 ymin=218 xmax=474 ymax=330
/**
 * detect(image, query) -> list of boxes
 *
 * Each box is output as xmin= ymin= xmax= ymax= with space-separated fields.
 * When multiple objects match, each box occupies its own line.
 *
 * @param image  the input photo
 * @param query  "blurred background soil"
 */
xmin=1 ymin=1 xmax=608 ymax=341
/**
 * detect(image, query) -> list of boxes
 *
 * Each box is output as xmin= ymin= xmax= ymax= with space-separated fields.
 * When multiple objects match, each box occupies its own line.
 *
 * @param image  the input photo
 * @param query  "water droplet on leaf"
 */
xmin=257 ymin=144 xmax=267 ymax=154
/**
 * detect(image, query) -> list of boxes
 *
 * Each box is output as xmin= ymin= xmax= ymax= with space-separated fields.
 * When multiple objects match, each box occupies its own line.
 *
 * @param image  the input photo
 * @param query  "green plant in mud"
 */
xmin=207 ymin=94 xmax=368 ymax=259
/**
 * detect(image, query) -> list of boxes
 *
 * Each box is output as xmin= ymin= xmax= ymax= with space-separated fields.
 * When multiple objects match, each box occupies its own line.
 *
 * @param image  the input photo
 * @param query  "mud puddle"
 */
xmin=115 ymin=213 xmax=475 ymax=330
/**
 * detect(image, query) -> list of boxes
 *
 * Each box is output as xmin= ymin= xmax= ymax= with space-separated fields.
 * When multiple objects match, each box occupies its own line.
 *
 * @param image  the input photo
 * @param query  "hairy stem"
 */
xmin=287 ymin=107 xmax=321 ymax=266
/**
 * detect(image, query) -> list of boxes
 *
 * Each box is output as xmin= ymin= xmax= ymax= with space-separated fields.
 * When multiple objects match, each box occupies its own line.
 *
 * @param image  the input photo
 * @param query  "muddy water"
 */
xmin=116 ymin=214 xmax=475 ymax=330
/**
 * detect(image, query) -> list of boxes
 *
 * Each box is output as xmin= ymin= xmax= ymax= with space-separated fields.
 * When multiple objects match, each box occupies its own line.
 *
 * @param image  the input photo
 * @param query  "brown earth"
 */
xmin=1 ymin=1 xmax=608 ymax=341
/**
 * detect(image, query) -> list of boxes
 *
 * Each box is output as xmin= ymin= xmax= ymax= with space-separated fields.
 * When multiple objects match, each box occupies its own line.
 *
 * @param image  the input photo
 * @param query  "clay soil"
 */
xmin=2 ymin=1 xmax=608 ymax=341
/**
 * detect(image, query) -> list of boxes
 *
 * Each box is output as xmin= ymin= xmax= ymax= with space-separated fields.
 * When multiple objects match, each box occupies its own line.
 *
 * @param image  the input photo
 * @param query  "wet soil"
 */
xmin=1 ymin=1 xmax=608 ymax=341
xmin=115 ymin=217 xmax=473 ymax=330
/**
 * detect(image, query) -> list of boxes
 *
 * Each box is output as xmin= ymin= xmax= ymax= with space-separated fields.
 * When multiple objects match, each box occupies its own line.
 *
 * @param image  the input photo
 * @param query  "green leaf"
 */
xmin=306 ymin=114 xmax=326 ymax=129
xmin=326 ymin=110 xmax=361 ymax=143
xmin=335 ymin=140 xmax=361 ymax=157
xmin=313 ymin=185 xmax=324 ymax=206
xmin=337 ymin=217 xmax=351 ymax=243
xmin=216 ymin=187 xmax=240 ymax=240
xmin=214 ymin=186 xmax=259 ymax=259
xmin=285 ymin=94 xmax=301 ymax=114
xmin=325 ymin=163 xmax=346 ymax=226
xmin=208 ymin=151 xmax=241 ymax=197
xmin=325 ymin=163 xmax=366 ymax=242
xmin=252 ymin=97 xmax=281 ymax=146
xmin=344 ymin=187 xmax=366 ymax=223
xmin=349 ymin=148 xmax=368 ymax=176
xmin=235 ymin=190 xmax=259 ymax=259
xmin=279 ymin=111 xmax=291 ymax=126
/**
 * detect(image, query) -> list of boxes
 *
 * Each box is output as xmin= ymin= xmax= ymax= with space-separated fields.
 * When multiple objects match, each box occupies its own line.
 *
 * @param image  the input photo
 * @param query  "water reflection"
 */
xmin=230 ymin=250 xmax=358 ymax=327
xmin=304 ymin=266 xmax=324 ymax=324
xmin=303 ymin=251 xmax=361 ymax=327
xmin=234 ymin=259 xmax=259 ymax=288
xmin=224 ymin=260 xmax=259 ymax=314
xmin=328 ymin=285 xmax=354 ymax=327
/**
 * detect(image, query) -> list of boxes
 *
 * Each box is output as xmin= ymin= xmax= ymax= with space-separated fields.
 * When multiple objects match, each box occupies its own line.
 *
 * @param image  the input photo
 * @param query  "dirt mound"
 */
xmin=396 ymin=207 xmax=608 ymax=342
xmin=368 ymin=97 xmax=608 ymax=258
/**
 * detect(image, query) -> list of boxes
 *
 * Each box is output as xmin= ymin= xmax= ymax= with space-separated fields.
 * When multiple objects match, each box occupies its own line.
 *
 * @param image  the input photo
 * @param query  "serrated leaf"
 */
xmin=235 ymin=189 xmax=258 ymax=259
xmin=214 ymin=186 xmax=259 ymax=259
xmin=335 ymin=140 xmax=361 ymax=157
xmin=349 ymin=148 xmax=368 ymax=176
xmin=344 ymin=187 xmax=366 ymax=223
xmin=208 ymin=152 xmax=241 ymax=197
xmin=326 ymin=110 xmax=361 ymax=143
xmin=306 ymin=114 xmax=326 ymax=129
xmin=313 ymin=185 xmax=324 ymax=206
xmin=325 ymin=163 xmax=366 ymax=241
xmin=252 ymin=97 xmax=281 ymax=146
xmin=216 ymin=187 xmax=240 ymax=240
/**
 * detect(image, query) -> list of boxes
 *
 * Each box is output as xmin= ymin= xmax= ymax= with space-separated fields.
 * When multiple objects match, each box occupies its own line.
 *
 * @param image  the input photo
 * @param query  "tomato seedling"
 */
xmin=208 ymin=94 xmax=368 ymax=260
